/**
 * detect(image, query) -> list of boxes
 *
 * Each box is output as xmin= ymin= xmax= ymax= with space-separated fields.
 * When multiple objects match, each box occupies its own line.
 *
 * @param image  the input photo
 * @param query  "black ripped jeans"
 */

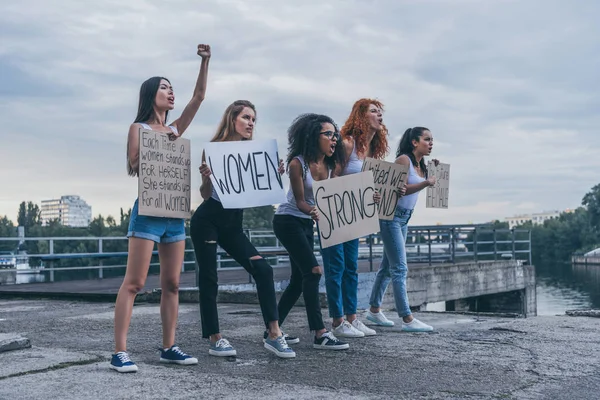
xmin=190 ymin=198 xmax=279 ymax=338
xmin=273 ymin=214 xmax=325 ymax=332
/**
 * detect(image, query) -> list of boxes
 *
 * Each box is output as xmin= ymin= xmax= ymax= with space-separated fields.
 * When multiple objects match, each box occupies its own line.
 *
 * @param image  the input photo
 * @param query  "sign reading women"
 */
xmin=203 ymin=139 xmax=286 ymax=209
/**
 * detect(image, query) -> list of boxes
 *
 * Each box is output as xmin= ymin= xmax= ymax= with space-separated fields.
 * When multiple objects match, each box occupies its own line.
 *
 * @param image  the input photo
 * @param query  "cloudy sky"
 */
xmin=1 ymin=0 xmax=598 ymax=226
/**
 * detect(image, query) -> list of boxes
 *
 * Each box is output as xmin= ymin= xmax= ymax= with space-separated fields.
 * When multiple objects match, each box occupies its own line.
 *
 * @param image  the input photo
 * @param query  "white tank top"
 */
xmin=139 ymin=123 xmax=178 ymax=135
xmin=341 ymin=141 xmax=363 ymax=176
xmin=397 ymin=161 xmax=426 ymax=210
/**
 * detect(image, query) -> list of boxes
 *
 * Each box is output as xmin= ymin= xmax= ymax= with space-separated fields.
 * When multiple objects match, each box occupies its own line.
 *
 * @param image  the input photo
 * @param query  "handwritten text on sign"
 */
xmin=314 ymin=171 xmax=380 ymax=248
xmin=138 ymin=129 xmax=191 ymax=218
xmin=204 ymin=139 xmax=286 ymax=209
xmin=361 ymin=157 xmax=408 ymax=220
xmin=426 ymin=162 xmax=450 ymax=209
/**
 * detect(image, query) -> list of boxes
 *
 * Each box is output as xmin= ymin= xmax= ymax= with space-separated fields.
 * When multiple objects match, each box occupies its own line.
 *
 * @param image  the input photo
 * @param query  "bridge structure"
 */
xmin=0 ymin=224 xmax=536 ymax=316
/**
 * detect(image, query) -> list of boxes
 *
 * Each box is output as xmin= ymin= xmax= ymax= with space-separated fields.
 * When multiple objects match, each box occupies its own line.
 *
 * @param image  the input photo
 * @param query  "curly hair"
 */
xmin=397 ymin=127 xmax=430 ymax=178
xmin=340 ymin=98 xmax=389 ymax=160
xmin=286 ymin=113 xmax=345 ymax=177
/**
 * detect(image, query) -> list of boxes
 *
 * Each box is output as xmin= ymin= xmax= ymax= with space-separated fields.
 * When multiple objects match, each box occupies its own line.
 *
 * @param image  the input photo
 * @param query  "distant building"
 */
xmin=505 ymin=210 xmax=565 ymax=229
xmin=41 ymin=195 xmax=92 ymax=227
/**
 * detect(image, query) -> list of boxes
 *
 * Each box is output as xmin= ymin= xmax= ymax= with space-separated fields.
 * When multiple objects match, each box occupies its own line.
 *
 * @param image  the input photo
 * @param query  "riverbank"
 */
xmin=1 ymin=299 xmax=600 ymax=399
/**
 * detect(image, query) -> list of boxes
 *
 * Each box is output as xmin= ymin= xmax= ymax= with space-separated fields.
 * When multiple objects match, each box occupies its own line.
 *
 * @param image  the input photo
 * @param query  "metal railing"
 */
xmin=0 ymin=224 xmax=531 ymax=284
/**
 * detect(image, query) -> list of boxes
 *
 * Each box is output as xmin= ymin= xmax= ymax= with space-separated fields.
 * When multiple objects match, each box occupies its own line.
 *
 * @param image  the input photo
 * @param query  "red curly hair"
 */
xmin=340 ymin=98 xmax=389 ymax=160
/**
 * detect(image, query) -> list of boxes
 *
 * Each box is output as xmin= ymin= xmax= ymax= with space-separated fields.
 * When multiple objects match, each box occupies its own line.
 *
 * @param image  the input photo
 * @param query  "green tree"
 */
xmin=243 ymin=205 xmax=276 ymax=246
xmin=0 ymin=216 xmax=16 ymax=252
xmin=17 ymin=201 xmax=41 ymax=232
xmin=582 ymin=183 xmax=600 ymax=231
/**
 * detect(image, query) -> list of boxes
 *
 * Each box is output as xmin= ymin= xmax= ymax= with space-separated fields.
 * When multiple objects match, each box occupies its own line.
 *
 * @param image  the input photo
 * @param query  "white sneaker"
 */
xmin=351 ymin=318 xmax=377 ymax=336
xmin=332 ymin=320 xmax=365 ymax=338
xmin=366 ymin=310 xmax=395 ymax=327
xmin=402 ymin=318 xmax=433 ymax=332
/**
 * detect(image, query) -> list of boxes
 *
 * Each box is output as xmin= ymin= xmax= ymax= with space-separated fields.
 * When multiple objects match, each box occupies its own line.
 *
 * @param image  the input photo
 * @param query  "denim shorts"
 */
xmin=127 ymin=199 xmax=186 ymax=243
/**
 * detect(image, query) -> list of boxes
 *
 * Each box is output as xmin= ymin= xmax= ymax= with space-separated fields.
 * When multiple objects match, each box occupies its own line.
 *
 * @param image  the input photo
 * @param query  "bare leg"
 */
xmin=114 ymin=238 xmax=154 ymax=353
xmin=158 ymin=240 xmax=185 ymax=349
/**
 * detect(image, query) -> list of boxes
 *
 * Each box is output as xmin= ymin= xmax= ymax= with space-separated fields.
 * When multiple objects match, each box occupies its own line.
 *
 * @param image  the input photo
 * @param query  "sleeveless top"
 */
xmin=398 ymin=161 xmax=426 ymax=210
xmin=341 ymin=140 xmax=363 ymax=176
xmin=276 ymin=155 xmax=331 ymax=219
xmin=139 ymin=123 xmax=178 ymax=135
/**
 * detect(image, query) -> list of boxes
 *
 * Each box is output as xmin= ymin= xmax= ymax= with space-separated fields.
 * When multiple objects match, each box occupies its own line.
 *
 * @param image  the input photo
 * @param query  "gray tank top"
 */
xmin=276 ymin=155 xmax=329 ymax=219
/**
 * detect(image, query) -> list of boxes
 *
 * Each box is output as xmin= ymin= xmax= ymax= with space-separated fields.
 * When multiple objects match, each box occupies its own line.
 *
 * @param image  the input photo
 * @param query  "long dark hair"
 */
xmin=210 ymin=100 xmax=256 ymax=142
xmin=127 ymin=76 xmax=170 ymax=176
xmin=396 ymin=127 xmax=429 ymax=178
xmin=286 ymin=113 xmax=345 ymax=177
xmin=134 ymin=76 xmax=170 ymax=123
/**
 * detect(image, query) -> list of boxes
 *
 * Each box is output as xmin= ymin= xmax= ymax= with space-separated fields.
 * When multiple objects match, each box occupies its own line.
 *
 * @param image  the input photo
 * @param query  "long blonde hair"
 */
xmin=210 ymin=100 xmax=256 ymax=142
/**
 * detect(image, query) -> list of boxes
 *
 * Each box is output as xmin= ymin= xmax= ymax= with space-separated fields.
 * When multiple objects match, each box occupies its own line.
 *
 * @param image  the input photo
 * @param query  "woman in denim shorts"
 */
xmin=366 ymin=127 xmax=438 ymax=332
xmin=110 ymin=44 xmax=211 ymax=373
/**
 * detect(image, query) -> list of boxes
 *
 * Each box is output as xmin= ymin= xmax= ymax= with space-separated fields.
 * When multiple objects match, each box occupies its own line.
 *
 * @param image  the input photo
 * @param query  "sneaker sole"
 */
xmin=262 ymin=338 xmax=300 ymax=345
xmin=313 ymin=343 xmax=349 ymax=350
xmin=263 ymin=343 xmax=296 ymax=358
xmin=402 ymin=327 xmax=434 ymax=333
xmin=360 ymin=330 xmax=377 ymax=336
xmin=160 ymin=357 xmax=199 ymax=365
xmin=333 ymin=331 xmax=365 ymax=338
xmin=109 ymin=364 xmax=138 ymax=373
xmin=366 ymin=315 xmax=395 ymax=327
xmin=209 ymin=349 xmax=237 ymax=357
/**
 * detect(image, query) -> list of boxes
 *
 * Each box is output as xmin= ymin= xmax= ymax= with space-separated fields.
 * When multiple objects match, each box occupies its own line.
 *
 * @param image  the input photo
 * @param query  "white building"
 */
xmin=504 ymin=210 xmax=565 ymax=229
xmin=41 ymin=195 xmax=92 ymax=227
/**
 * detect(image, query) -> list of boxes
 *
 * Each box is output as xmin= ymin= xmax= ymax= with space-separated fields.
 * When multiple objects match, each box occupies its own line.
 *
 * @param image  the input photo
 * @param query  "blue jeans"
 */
xmin=321 ymin=239 xmax=359 ymax=319
xmin=369 ymin=206 xmax=413 ymax=318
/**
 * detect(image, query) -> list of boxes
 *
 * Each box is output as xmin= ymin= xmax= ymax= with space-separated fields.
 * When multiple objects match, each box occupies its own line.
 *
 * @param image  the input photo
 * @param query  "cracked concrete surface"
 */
xmin=1 ymin=299 xmax=599 ymax=399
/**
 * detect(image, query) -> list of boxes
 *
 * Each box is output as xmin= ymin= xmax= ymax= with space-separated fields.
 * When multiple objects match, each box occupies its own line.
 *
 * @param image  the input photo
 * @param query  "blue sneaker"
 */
xmin=110 ymin=351 xmax=138 ymax=373
xmin=264 ymin=335 xmax=296 ymax=359
xmin=209 ymin=338 xmax=237 ymax=357
xmin=160 ymin=345 xmax=198 ymax=365
xmin=263 ymin=330 xmax=300 ymax=344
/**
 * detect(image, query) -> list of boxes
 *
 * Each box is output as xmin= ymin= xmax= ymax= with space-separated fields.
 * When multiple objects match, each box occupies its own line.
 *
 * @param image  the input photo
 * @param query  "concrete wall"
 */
xmin=0 ymin=270 xmax=16 ymax=285
xmin=173 ymin=260 xmax=537 ymax=317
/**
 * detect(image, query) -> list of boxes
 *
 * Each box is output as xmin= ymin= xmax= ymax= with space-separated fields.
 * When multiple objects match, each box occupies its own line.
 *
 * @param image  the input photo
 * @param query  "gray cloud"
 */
xmin=1 ymin=0 xmax=598 ymax=226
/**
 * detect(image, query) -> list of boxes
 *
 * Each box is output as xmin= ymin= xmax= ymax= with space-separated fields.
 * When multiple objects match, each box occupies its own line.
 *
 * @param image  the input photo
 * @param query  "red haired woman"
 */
xmin=320 ymin=99 xmax=388 ymax=338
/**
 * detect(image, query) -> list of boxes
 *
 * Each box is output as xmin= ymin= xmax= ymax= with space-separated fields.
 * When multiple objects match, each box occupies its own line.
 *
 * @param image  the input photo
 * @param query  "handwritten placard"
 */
xmin=138 ymin=129 xmax=191 ymax=218
xmin=362 ymin=157 xmax=408 ymax=220
xmin=314 ymin=171 xmax=380 ymax=248
xmin=203 ymin=139 xmax=286 ymax=209
xmin=426 ymin=162 xmax=450 ymax=209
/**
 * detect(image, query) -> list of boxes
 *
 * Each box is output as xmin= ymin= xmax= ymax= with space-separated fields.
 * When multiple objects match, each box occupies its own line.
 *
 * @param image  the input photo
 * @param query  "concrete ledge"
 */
xmin=566 ymin=309 xmax=600 ymax=318
xmin=0 ymin=333 xmax=31 ymax=353
xmin=0 ymin=269 xmax=16 ymax=285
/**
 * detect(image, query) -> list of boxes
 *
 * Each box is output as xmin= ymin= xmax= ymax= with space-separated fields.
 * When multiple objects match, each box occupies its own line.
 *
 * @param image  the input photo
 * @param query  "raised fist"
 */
xmin=197 ymin=44 xmax=211 ymax=58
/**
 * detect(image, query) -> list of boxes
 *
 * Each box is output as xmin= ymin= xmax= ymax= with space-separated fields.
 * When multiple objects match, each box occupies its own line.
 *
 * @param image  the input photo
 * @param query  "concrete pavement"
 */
xmin=1 ymin=299 xmax=600 ymax=399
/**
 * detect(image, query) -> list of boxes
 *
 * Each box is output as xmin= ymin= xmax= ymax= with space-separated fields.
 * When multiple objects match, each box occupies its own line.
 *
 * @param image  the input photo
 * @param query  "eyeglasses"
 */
xmin=320 ymin=131 xmax=340 ymax=141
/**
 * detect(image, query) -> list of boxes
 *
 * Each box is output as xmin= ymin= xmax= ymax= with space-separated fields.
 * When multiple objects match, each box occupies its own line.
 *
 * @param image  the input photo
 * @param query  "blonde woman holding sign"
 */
xmin=367 ymin=127 xmax=436 ymax=332
xmin=111 ymin=44 xmax=211 ymax=373
xmin=273 ymin=113 xmax=349 ymax=350
xmin=189 ymin=100 xmax=296 ymax=359
xmin=320 ymin=98 xmax=386 ymax=338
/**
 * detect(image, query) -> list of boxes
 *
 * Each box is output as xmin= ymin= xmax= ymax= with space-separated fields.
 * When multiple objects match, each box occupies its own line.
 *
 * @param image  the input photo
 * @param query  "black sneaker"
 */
xmin=313 ymin=331 xmax=349 ymax=350
xmin=263 ymin=331 xmax=300 ymax=344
